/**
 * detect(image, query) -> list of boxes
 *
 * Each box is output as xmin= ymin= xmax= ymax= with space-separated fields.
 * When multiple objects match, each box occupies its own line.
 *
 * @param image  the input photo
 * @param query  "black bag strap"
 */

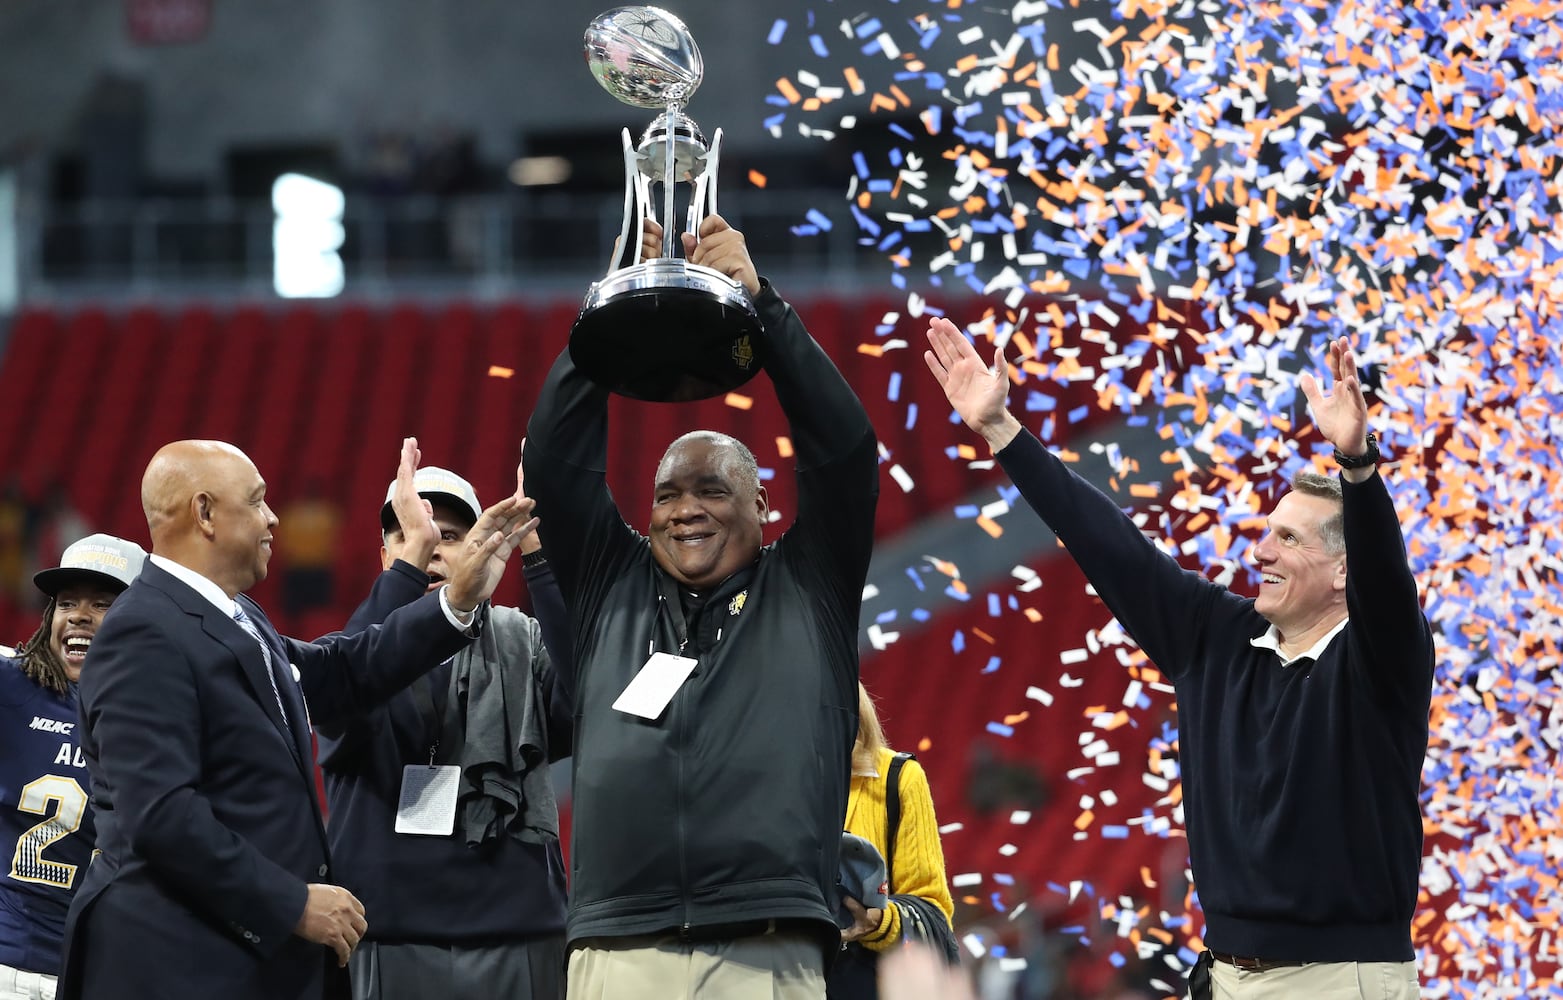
xmin=884 ymin=751 xmax=915 ymax=881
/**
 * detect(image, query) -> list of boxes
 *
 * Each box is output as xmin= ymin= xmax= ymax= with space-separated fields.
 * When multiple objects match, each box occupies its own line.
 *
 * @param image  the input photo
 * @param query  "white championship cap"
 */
xmin=380 ymin=466 xmax=482 ymax=532
xmin=34 ymin=533 xmax=149 ymax=597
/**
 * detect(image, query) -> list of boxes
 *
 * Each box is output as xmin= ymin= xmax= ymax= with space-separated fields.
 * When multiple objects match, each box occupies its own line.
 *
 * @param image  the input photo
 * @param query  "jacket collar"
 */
xmin=149 ymin=553 xmax=237 ymax=616
xmin=139 ymin=561 xmax=308 ymax=761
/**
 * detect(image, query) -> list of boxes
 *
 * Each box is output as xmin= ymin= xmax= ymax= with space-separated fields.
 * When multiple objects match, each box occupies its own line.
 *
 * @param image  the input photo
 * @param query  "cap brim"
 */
xmin=34 ymin=567 xmax=132 ymax=599
xmin=380 ymin=491 xmax=481 ymax=532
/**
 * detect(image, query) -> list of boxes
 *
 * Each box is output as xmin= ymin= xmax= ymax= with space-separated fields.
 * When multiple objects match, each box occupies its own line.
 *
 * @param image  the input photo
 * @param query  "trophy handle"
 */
xmin=706 ymin=127 xmax=722 ymax=220
xmin=635 ymin=171 xmax=652 ymax=262
xmin=660 ymin=103 xmax=680 ymax=258
xmin=686 ymin=127 xmax=722 ymax=242
xmin=610 ymin=127 xmax=637 ymax=276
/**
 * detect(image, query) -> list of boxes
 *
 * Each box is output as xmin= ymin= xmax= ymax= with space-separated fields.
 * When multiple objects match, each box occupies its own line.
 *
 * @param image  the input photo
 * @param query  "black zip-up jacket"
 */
xmin=524 ymin=280 xmax=878 ymax=950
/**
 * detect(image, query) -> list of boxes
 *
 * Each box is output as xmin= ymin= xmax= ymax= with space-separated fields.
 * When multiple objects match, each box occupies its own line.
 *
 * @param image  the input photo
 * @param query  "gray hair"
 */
xmin=1289 ymin=471 xmax=1345 ymax=555
xmin=661 ymin=430 xmax=760 ymax=495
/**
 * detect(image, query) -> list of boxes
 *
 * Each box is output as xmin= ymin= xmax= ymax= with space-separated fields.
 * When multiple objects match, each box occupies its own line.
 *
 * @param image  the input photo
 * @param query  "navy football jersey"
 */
xmin=0 ymin=653 xmax=94 ymax=975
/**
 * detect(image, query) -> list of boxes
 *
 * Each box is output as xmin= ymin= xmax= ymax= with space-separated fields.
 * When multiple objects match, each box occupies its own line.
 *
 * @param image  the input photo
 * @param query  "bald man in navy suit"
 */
xmin=61 ymin=438 xmax=535 ymax=1000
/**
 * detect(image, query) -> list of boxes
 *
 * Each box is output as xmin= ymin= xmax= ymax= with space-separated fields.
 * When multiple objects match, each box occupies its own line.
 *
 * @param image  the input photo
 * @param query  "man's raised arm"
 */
xmin=522 ymin=342 xmax=629 ymax=614
xmin=678 ymin=214 xmax=878 ymax=600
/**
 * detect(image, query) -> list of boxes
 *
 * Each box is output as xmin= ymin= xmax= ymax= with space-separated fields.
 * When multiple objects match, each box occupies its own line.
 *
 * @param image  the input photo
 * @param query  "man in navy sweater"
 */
xmin=925 ymin=320 xmax=1433 ymax=1000
xmin=316 ymin=462 xmax=573 ymax=999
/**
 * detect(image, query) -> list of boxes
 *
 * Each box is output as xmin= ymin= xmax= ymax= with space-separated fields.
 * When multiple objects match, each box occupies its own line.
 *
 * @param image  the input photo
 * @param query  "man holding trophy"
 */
xmin=523 ymin=14 xmax=878 ymax=997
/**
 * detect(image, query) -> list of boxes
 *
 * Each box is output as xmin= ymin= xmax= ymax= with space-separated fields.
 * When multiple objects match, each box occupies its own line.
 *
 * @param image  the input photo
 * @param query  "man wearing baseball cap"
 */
xmin=2 ymin=533 xmax=145 ymax=999
xmin=316 ymin=461 xmax=574 ymax=1000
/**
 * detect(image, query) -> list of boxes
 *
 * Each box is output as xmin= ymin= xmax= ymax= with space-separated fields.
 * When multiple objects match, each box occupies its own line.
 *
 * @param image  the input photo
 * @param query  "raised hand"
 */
xmin=515 ymin=442 xmax=541 ymax=557
xmin=638 ymin=218 xmax=665 ymax=264
xmin=1298 ymin=336 xmax=1370 ymax=456
xmin=385 ymin=437 xmax=439 ymax=569
xmin=293 ymin=882 xmax=367 ymax=968
xmin=443 ymin=492 xmax=538 ymax=613
xmin=682 ymin=214 xmax=760 ymax=296
xmin=923 ymin=317 xmax=1022 ymax=451
xmin=638 ymin=215 xmax=760 ymax=296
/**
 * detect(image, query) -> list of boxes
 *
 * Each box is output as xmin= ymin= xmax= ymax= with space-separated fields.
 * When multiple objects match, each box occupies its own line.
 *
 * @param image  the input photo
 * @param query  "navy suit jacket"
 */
xmin=59 ymin=560 xmax=476 ymax=1000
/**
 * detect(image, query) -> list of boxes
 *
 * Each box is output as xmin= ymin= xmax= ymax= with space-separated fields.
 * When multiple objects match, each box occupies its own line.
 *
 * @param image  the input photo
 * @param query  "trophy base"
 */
xmin=571 ymin=260 xmax=763 ymax=402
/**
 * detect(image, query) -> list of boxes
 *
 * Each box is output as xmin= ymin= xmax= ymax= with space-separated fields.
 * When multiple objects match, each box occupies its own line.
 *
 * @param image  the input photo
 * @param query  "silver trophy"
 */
xmin=572 ymin=6 xmax=761 ymax=402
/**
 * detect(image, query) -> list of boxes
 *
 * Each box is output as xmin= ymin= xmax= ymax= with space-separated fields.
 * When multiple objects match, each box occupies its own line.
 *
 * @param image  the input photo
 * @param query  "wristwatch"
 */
xmin=1333 ymin=432 xmax=1380 ymax=469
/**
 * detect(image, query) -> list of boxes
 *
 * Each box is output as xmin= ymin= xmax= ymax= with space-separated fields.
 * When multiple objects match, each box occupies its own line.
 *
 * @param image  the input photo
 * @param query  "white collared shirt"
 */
xmin=1250 ymin=617 xmax=1349 ymax=668
xmin=151 ymin=553 xmax=239 ymax=617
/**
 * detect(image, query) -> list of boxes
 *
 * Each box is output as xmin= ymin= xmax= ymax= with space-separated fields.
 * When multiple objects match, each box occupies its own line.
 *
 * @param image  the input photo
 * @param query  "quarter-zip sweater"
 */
xmin=524 ymin=280 xmax=879 ymax=949
xmin=313 ymin=559 xmax=573 ymax=944
xmin=995 ymin=429 xmax=1433 ymax=962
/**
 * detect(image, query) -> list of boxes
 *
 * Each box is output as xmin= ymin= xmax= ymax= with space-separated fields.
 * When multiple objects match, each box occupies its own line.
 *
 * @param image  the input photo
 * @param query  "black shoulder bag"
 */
xmin=884 ymin=752 xmax=961 ymax=966
xmin=827 ymin=753 xmax=960 ymax=1000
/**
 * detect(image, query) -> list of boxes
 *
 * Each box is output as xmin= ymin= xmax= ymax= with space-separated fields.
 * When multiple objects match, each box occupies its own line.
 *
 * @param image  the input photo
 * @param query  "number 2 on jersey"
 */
xmin=9 ymin=774 xmax=88 ymax=889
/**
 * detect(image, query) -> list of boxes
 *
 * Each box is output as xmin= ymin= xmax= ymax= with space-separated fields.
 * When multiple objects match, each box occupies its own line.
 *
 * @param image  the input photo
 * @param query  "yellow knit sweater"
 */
xmin=844 ymin=747 xmax=955 ymax=951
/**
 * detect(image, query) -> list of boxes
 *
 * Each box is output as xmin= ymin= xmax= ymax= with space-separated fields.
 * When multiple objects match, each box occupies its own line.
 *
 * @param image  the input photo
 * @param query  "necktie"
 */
xmin=233 ymin=605 xmax=291 ymax=733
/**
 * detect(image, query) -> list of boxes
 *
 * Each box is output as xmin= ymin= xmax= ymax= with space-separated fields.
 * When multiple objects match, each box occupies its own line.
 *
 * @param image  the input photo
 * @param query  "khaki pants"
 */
xmin=1210 ymin=959 xmax=1419 ymax=999
xmin=568 ymin=928 xmax=826 ymax=1000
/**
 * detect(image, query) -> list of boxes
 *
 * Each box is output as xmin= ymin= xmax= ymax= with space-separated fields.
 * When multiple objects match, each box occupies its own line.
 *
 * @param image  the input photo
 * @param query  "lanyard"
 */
xmin=654 ymin=572 xmax=692 ymax=655
xmin=407 ymin=658 xmax=452 ymax=764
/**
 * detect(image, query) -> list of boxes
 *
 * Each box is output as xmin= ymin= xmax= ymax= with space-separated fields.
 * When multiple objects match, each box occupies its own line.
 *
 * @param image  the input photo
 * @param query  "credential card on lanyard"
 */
xmin=395 ymin=764 xmax=461 ymax=836
xmin=612 ymin=652 xmax=698 ymax=720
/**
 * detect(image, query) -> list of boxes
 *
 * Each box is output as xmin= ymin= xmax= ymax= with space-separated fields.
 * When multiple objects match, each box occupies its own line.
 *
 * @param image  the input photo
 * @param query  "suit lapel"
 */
xmin=237 ymin=598 xmax=316 ymax=770
xmin=235 ymin=598 xmax=333 ymax=855
xmin=142 ymin=565 xmax=301 ymax=765
xmin=208 ymin=610 xmax=300 ymax=762
xmin=140 ymin=563 xmax=335 ymax=861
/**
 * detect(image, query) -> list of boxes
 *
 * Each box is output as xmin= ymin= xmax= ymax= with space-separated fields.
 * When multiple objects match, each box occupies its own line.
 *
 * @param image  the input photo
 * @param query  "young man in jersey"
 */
xmin=1 ymin=533 xmax=147 ymax=999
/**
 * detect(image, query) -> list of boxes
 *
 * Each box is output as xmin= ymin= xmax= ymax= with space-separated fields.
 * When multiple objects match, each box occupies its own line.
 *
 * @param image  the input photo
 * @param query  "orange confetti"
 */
xmin=747 ymin=170 xmax=767 ymax=189
xmin=487 ymin=365 xmax=514 ymax=379
xmin=724 ymin=393 xmax=753 ymax=410
xmin=775 ymin=437 xmax=793 ymax=459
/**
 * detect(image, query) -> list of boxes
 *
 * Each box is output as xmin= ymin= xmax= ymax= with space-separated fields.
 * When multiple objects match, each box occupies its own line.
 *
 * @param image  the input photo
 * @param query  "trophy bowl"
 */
xmin=570 ymin=261 xmax=761 ymax=403
xmin=572 ymin=6 xmax=762 ymax=402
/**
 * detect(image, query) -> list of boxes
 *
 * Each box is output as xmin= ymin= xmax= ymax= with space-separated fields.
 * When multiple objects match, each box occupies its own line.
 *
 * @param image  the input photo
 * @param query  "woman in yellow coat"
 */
xmin=830 ymin=683 xmax=957 ymax=999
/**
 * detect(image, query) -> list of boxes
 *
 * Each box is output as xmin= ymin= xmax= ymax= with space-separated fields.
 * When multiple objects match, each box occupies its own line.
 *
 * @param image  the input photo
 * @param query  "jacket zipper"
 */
xmin=675 ymin=635 xmax=692 ymax=937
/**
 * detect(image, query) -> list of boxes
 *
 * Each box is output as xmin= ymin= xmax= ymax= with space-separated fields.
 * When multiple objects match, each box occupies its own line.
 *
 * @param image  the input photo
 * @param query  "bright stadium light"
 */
xmin=0 ymin=169 xmax=16 ymax=310
xmin=272 ymin=172 xmax=345 ymax=298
